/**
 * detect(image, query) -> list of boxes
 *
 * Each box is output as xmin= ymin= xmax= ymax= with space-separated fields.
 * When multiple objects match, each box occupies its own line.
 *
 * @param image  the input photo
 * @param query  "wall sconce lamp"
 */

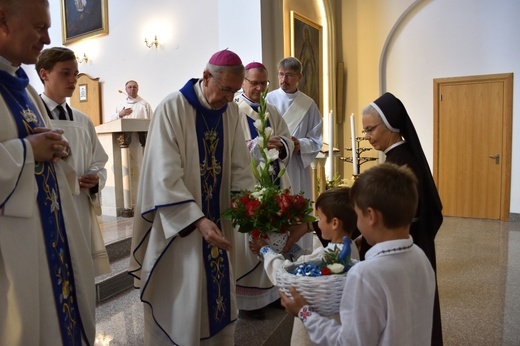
xmin=144 ymin=35 xmax=159 ymax=49
xmin=76 ymin=53 xmax=89 ymax=64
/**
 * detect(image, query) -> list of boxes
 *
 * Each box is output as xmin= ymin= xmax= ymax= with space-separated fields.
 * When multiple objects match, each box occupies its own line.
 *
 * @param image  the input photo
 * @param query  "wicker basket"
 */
xmin=275 ymin=260 xmax=347 ymax=316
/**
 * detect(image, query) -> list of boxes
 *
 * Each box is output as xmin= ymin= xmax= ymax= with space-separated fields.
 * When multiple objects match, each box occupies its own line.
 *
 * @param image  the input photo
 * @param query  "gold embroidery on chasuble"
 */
xmin=35 ymin=162 xmax=78 ymax=334
xmin=200 ymin=129 xmax=222 ymax=220
xmin=200 ymin=127 xmax=227 ymax=323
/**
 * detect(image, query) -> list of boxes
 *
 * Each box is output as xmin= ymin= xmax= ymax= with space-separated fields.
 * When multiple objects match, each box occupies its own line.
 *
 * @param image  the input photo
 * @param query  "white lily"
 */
xmin=257 ymin=136 xmax=264 ymax=148
xmin=257 ymin=161 xmax=266 ymax=172
xmin=265 ymin=148 xmax=279 ymax=161
xmin=254 ymin=119 xmax=262 ymax=131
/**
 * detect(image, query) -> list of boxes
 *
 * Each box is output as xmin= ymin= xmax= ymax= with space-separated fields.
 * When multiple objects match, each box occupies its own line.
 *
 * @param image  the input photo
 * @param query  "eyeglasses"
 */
xmin=244 ymin=78 xmax=269 ymax=87
xmin=277 ymin=72 xmax=298 ymax=79
xmin=362 ymin=123 xmax=382 ymax=135
xmin=211 ymin=75 xmax=240 ymax=96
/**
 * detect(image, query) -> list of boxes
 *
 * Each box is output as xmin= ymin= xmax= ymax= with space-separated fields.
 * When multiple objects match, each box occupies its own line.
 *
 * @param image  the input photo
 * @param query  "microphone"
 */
xmin=118 ymin=90 xmax=128 ymax=95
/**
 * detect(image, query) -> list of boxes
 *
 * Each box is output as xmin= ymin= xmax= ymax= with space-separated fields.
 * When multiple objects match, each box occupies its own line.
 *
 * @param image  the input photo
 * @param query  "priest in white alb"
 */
xmin=266 ymin=56 xmax=323 ymax=253
xmin=111 ymin=80 xmax=153 ymax=120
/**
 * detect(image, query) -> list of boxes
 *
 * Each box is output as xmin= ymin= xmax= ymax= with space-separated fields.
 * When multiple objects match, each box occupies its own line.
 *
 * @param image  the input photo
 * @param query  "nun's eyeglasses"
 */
xmin=362 ymin=123 xmax=382 ymax=135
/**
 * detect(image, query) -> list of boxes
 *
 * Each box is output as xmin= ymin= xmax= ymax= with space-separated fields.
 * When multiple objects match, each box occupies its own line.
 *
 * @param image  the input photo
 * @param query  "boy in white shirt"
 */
xmin=250 ymin=186 xmax=359 ymax=345
xmin=280 ymin=163 xmax=436 ymax=346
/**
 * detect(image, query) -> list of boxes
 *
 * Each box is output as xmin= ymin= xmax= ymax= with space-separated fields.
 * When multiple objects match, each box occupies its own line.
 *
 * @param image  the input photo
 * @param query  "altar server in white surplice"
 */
xmin=36 ymin=47 xmax=110 ymax=276
xmin=234 ymin=61 xmax=294 ymax=313
xmin=129 ymin=49 xmax=255 ymax=346
xmin=0 ymin=1 xmax=98 ymax=344
xmin=266 ymin=57 xmax=323 ymax=253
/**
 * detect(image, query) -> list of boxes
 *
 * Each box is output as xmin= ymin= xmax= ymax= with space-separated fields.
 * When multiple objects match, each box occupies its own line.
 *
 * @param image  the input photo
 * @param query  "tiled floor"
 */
xmin=94 ymin=216 xmax=520 ymax=345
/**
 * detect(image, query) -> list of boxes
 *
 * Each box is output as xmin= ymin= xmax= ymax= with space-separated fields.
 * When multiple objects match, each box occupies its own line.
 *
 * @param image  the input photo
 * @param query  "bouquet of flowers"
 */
xmin=221 ymin=88 xmax=315 ymax=240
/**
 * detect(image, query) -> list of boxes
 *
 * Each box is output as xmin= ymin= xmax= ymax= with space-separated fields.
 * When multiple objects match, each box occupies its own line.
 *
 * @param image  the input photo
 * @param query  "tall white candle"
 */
xmin=327 ymin=111 xmax=334 ymax=181
xmin=350 ymin=114 xmax=358 ymax=175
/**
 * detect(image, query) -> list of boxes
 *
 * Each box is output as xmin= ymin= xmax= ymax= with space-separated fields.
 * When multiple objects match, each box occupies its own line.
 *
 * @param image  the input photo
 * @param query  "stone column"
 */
xmin=117 ymin=133 xmax=134 ymax=217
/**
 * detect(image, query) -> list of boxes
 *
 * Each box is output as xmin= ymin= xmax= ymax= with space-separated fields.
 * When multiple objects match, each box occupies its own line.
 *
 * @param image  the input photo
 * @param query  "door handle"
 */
xmin=489 ymin=154 xmax=500 ymax=165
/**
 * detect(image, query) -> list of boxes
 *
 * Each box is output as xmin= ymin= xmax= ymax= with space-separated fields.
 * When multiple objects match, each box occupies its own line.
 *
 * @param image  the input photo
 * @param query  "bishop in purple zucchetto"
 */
xmin=245 ymin=61 xmax=266 ymax=70
xmin=208 ymin=49 xmax=243 ymax=66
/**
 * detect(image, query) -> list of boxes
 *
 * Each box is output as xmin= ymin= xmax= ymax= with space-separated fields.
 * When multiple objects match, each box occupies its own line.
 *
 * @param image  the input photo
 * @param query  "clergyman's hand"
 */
xmin=196 ymin=217 xmax=232 ymax=251
xmin=291 ymin=136 xmax=300 ymax=153
xmin=282 ymin=222 xmax=309 ymax=253
xmin=119 ymin=107 xmax=133 ymax=118
xmin=27 ymin=127 xmax=69 ymax=163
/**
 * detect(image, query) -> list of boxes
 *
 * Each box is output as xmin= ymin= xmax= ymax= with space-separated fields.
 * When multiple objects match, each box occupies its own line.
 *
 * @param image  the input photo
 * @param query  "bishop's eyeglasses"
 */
xmin=211 ymin=75 xmax=240 ymax=96
xmin=244 ymin=78 xmax=269 ymax=88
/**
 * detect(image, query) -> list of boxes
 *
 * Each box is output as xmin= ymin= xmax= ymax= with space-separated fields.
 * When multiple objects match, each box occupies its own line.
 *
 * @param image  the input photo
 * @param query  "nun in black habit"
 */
xmin=359 ymin=92 xmax=444 ymax=346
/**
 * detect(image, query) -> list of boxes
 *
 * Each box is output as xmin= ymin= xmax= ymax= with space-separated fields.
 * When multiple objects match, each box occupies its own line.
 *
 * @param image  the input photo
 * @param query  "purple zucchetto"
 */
xmin=208 ymin=49 xmax=243 ymax=66
xmin=245 ymin=62 xmax=266 ymax=70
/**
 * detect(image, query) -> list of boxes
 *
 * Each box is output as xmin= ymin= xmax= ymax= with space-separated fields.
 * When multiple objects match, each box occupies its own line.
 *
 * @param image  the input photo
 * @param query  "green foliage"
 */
xmin=221 ymin=87 xmax=316 ymax=236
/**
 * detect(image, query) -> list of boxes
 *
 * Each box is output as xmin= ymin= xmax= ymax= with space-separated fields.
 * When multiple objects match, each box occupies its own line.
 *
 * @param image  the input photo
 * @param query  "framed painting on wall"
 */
xmin=79 ymin=84 xmax=87 ymax=102
xmin=290 ymin=11 xmax=322 ymax=111
xmin=61 ymin=0 xmax=109 ymax=45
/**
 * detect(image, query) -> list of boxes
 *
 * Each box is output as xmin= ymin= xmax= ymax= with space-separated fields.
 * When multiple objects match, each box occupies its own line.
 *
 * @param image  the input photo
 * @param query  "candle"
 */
xmin=350 ymin=114 xmax=358 ymax=175
xmin=328 ymin=111 xmax=334 ymax=181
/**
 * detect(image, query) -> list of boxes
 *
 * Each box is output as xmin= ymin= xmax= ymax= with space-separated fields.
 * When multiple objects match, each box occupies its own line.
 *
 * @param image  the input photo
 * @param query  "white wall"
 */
xmin=341 ymin=0 xmax=519 ymax=214
xmin=23 ymin=0 xmax=519 ymax=213
xmin=384 ymin=0 xmax=520 ymax=213
xmin=25 ymin=0 xmax=263 ymax=122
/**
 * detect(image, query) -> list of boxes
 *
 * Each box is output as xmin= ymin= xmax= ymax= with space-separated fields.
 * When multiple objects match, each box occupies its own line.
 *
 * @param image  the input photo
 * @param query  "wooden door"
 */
xmin=433 ymin=74 xmax=513 ymax=220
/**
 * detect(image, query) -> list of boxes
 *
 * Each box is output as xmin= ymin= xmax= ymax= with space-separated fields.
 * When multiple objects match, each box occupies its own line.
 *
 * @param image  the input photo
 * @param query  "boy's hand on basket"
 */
xmin=280 ymin=287 xmax=308 ymax=317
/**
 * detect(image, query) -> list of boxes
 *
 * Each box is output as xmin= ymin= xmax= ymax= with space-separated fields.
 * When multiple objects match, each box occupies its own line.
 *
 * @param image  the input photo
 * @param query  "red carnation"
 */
xmin=277 ymin=193 xmax=293 ymax=212
xmin=240 ymin=194 xmax=251 ymax=205
xmin=293 ymin=194 xmax=307 ymax=210
xmin=245 ymin=199 xmax=261 ymax=217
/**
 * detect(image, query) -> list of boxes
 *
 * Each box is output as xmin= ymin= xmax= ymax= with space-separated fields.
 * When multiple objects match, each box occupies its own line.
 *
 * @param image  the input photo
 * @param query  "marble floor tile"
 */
xmin=95 ymin=216 xmax=520 ymax=345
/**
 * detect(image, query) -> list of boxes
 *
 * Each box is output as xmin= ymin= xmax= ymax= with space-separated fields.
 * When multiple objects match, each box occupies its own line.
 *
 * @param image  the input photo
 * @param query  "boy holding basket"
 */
xmin=281 ymin=163 xmax=436 ymax=345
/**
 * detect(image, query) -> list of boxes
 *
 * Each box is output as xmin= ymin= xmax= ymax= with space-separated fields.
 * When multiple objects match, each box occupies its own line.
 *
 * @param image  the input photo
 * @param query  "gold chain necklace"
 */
xmin=200 ymin=111 xmax=222 ymax=136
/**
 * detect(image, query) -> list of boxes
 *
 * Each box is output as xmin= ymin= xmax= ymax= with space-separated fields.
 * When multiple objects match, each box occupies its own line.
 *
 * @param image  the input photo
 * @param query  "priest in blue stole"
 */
xmin=130 ymin=49 xmax=255 ymax=345
xmin=0 ymin=0 xmax=97 ymax=344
